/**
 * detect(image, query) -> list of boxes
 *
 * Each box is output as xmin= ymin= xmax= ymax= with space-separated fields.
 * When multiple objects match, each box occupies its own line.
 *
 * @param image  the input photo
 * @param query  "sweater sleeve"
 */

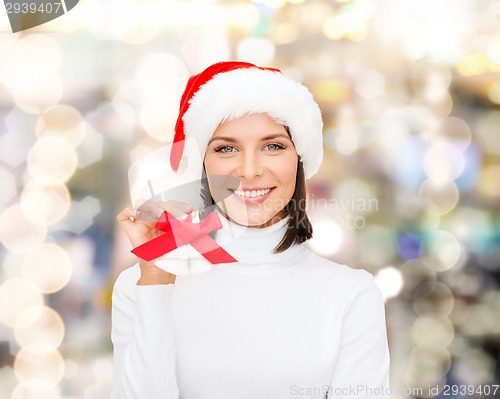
xmin=110 ymin=264 xmax=179 ymax=399
xmin=327 ymin=271 xmax=390 ymax=399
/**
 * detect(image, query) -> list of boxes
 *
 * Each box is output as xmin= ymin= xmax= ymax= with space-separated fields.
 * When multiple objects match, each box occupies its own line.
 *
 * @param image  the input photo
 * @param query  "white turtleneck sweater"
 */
xmin=111 ymin=212 xmax=390 ymax=399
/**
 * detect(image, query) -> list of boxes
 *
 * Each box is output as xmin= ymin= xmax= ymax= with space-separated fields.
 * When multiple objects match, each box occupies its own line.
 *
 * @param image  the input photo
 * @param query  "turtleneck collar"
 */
xmin=212 ymin=206 xmax=308 ymax=273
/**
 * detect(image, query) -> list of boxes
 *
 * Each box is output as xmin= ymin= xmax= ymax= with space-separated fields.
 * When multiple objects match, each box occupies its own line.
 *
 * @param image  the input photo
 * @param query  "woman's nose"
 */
xmin=237 ymin=152 xmax=264 ymax=180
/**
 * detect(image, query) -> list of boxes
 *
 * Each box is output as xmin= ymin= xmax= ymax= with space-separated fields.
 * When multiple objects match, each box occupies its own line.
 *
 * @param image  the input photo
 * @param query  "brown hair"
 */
xmin=273 ymin=157 xmax=313 ymax=253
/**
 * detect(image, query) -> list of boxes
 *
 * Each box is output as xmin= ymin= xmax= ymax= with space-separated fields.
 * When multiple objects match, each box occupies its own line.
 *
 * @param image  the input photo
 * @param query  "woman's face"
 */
xmin=204 ymin=113 xmax=298 ymax=227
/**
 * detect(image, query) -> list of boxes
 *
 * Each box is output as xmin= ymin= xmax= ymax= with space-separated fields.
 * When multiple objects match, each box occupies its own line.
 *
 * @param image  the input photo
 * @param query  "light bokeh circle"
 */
xmin=20 ymin=181 xmax=71 ymax=226
xmin=35 ymin=105 xmax=86 ymax=147
xmin=22 ymin=244 xmax=72 ymax=294
xmin=0 ymin=279 xmax=43 ymax=328
xmin=11 ymin=380 xmax=61 ymax=399
xmin=14 ymin=344 xmax=65 ymax=388
xmin=27 ymin=136 xmax=78 ymax=184
xmin=14 ymin=306 xmax=65 ymax=350
xmin=0 ymin=204 xmax=47 ymax=253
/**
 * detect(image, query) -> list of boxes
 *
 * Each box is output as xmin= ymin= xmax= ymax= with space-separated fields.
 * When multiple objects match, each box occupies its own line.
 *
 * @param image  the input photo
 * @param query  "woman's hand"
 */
xmin=116 ymin=200 xmax=193 ymax=285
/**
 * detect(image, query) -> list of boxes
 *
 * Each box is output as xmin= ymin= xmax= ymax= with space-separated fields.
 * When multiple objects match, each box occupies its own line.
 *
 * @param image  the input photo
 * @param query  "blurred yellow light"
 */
xmin=230 ymin=3 xmax=260 ymax=29
xmin=237 ymin=38 xmax=276 ymax=65
xmin=487 ymin=82 xmax=500 ymax=104
xmin=478 ymin=163 xmax=500 ymax=198
xmin=345 ymin=29 xmax=368 ymax=42
xmin=27 ymin=136 xmax=78 ymax=184
xmin=421 ymin=230 xmax=461 ymax=272
xmin=287 ymin=0 xmax=306 ymax=4
xmin=14 ymin=306 xmax=65 ymax=350
xmin=35 ymin=105 xmax=86 ymax=148
xmin=11 ymin=380 xmax=61 ymax=399
xmin=20 ymin=181 xmax=71 ymax=226
xmin=14 ymin=344 xmax=65 ymax=387
xmin=109 ymin=2 xmax=159 ymax=44
xmin=307 ymin=220 xmax=343 ymax=256
xmin=269 ymin=23 xmax=300 ymax=44
xmin=311 ymin=79 xmax=351 ymax=103
xmin=412 ymin=313 xmax=454 ymax=347
xmin=0 ymin=279 xmax=43 ymax=328
xmin=457 ymin=53 xmax=488 ymax=76
xmin=323 ymin=15 xmax=344 ymax=40
xmin=136 ymin=53 xmax=189 ymax=98
xmin=140 ymin=94 xmax=179 ymax=142
xmin=12 ymin=74 xmax=63 ymax=115
xmin=418 ymin=179 xmax=459 ymax=215
xmin=487 ymin=36 xmax=500 ymax=64
xmin=0 ymin=204 xmax=47 ymax=253
xmin=423 ymin=142 xmax=464 ymax=185
xmin=22 ymin=244 xmax=72 ymax=294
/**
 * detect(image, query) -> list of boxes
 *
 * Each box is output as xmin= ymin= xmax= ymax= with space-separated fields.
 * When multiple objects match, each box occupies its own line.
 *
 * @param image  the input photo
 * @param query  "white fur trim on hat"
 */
xmin=182 ymin=67 xmax=324 ymax=179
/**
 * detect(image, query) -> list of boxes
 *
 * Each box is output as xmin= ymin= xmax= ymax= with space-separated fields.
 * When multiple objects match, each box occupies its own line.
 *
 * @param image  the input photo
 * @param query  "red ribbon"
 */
xmin=131 ymin=210 xmax=237 ymax=264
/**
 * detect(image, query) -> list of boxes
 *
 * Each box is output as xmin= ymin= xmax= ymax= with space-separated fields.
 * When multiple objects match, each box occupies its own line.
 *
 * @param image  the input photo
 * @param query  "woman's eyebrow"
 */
xmin=260 ymin=133 xmax=292 ymax=142
xmin=207 ymin=133 xmax=291 ymax=146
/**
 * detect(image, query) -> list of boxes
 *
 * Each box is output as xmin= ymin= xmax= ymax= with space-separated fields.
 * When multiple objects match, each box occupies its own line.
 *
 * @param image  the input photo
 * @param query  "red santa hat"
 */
xmin=170 ymin=61 xmax=324 ymax=179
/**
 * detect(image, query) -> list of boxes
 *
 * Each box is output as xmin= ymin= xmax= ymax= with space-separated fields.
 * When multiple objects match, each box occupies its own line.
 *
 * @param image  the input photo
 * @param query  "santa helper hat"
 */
xmin=170 ymin=61 xmax=324 ymax=179
xmin=146 ymin=61 xmax=324 ymax=277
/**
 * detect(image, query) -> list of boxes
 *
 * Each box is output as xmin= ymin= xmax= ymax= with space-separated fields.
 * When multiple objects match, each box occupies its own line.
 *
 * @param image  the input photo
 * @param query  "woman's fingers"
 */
xmin=116 ymin=207 xmax=139 ymax=223
xmin=134 ymin=199 xmax=194 ymax=219
xmin=116 ymin=200 xmax=195 ymax=254
xmin=134 ymin=200 xmax=165 ymax=221
xmin=158 ymin=200 xmax=193 ymax=219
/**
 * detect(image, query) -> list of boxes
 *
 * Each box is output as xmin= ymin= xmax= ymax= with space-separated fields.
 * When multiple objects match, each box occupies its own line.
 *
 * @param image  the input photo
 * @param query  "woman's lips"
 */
xmin=230 ymin=187 xmax=275 ymax=204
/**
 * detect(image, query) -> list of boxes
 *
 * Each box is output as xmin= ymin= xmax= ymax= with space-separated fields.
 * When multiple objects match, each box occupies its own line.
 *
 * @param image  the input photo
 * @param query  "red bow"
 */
xmin=131 ymin=210 xmax=237 ymax=265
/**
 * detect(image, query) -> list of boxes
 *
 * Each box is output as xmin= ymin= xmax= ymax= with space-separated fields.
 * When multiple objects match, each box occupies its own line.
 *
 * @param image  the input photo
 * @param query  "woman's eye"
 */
xmin=215 ymin=145 xmax=235 ymax=153
xmin=265 ymin=143 xmax=286 ymax=151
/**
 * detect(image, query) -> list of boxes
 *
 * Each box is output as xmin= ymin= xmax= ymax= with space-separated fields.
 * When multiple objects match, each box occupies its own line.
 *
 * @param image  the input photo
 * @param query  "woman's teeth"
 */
xmin=234 ymin=188 xmax=271 ymax=198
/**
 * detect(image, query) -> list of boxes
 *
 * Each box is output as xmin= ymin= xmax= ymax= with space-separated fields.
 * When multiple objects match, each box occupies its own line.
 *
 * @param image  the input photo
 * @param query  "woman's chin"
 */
xmin=225 ymin=213 xmax=270 ymax=228
xmin=216 ymin=203 xmax=284 ymax=228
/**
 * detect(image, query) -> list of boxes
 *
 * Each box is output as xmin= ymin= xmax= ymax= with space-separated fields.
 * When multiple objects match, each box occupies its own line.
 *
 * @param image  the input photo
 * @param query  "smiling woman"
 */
xmin=112 ymin=61 xmax=390 ymax=399
xmin=204 ymin=113 xmax=298 ymax=227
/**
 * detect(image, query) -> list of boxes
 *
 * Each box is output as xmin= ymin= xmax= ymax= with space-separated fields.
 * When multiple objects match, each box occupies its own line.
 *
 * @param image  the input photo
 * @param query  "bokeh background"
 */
xmin=0 ymin=0 xmax=499 ymax=398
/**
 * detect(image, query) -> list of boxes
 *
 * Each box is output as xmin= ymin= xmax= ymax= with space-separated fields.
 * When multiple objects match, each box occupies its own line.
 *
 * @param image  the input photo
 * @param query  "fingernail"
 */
xmin=178 ymin=213 xmax=188 ymax=220
xmin=135 ymin=210 xmax=142 ymax=217
xmin=156 ymin=207 xmax=164 ymax=216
